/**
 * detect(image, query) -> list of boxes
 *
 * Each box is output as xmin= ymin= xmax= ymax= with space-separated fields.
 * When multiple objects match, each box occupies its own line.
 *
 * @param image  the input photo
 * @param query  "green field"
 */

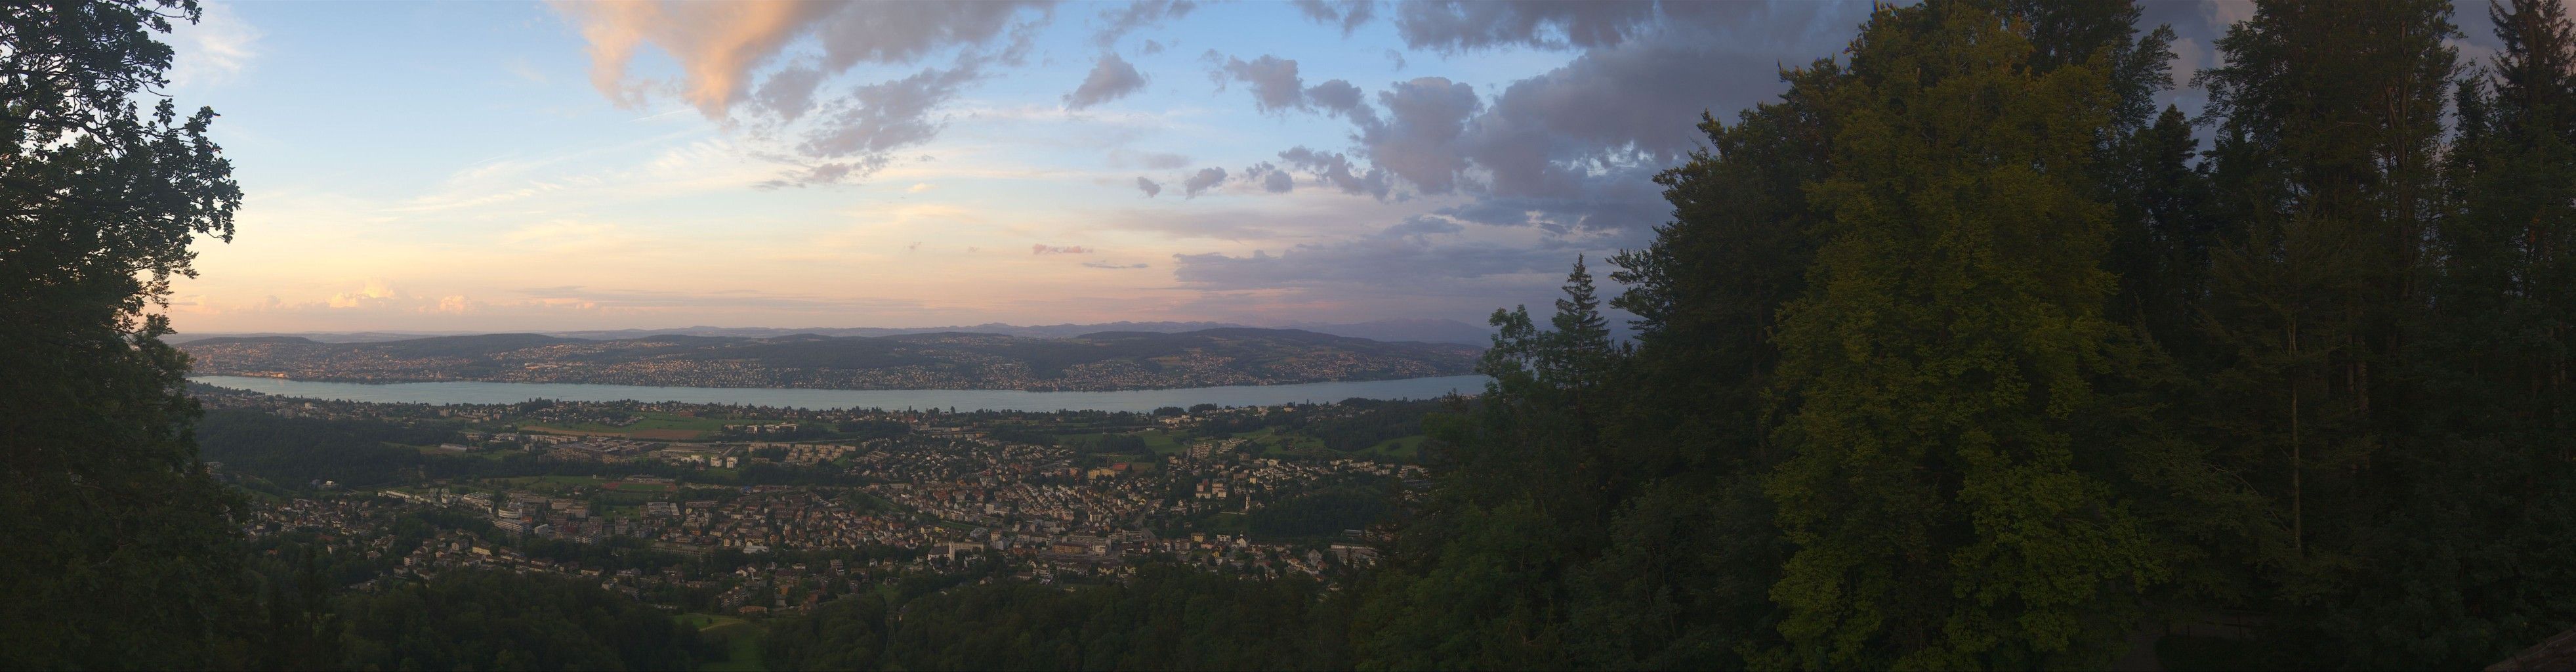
xmin=678 ymin=613 xmax=766 ymax=671
xmin=1357 ymin=435 xmax=1426 ymax=460
xmin=1207 ymin=427 xmax=1327 ymax=457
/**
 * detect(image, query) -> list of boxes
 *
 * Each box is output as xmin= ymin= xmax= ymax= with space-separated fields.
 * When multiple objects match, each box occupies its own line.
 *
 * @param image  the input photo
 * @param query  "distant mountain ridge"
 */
xmin=168 ymin=318 xmax=1496 ymax=346
xmin=180 ymin=327 xmax=1483 ymax=392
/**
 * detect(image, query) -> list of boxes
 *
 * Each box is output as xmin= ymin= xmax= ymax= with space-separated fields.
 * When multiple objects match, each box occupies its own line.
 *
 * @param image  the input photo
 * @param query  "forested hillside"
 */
xmin=1352 ymin=1 xmax=2576 ymax=668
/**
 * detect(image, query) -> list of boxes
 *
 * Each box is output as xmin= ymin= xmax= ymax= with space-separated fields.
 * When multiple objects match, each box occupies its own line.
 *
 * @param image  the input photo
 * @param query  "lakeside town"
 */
xmin=205 ymin=383 xmax=1437 ymax=619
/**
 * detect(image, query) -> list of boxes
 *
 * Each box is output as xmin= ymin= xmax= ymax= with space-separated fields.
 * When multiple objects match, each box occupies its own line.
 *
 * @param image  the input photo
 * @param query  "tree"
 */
xmin=2191 ymin=2 xmax=2459 ymax=650
xmin=1760 ymin=3 xmax=2161 ymax=667
xmin=0 ymin=1 xmax=248 ymax=667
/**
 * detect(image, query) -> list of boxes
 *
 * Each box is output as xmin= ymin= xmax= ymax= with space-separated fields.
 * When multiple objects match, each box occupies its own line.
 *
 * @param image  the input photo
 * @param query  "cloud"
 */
xmin=1382 ymin=215 xmax=1464 ymax=239
xmin=1083 ymin=261 xmax=1152 ymax=269
xmin=556 ymin=1 xmax=1043 ymax=116
xmin=1171 ymin=235 xmax=1562 ymax=292
xmin=1033 ymin=244 xmax=1094 ymax=254
xmin=167 ymin=1 xmax=262 ymax=87
xmin=1092 ymin=0 xmax=1197 ymax=47
xmin=552 ymin=1 xmax=1053 ymax=186
xmin=1277 ymin=146 xmax=1392 ymax=199
xmin=1353 ymin=76 xmax=1480 ymax=195
xmin=1391 ymin=0 xmax=1662 ymax=52
xmin=1242 ymin=161 xmax=1295 ymax=193
xmin=1182 ymin=166 xmax=1228 ymax=198
xmin=1301 ymin=79 xmax=1377 ymax=124
xmin=1110 ymin=149 xmax=1193 ymax=169
xmin=1065 ymin=52 xmax=1149 ymax=109
xmin=327 ymin=279 xmax=402 ymax=309
xmin=1242 ymin=1 xmax=1869 ymax=238
xmin=798 ymin=64 xmax=976 ymax=160
xmin=1211 ymin=54 xmax=1379 ymax=123
xmin=751 ymin=64 xmax=829 ymax=121
xmin=907 ymin=182 xmax=934 ymax=193
xmin=1291 ymin=0 xmax=1376 ymax=35
xmin=1217 ymin=54 xmax=1308 ymax=113
xmin=1135 ymin=176 xmax=1164 ymax=197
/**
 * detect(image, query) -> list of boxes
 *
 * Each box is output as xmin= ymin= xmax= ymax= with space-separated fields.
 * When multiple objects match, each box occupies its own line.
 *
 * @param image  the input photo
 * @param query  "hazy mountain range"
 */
xmin=167 ymin=318 xmax=1495 ymax=346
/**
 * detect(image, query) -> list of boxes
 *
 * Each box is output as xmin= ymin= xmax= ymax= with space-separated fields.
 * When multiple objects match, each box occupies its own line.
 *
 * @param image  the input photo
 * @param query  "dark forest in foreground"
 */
xmin=16 ymin=0 xmax=2576 ymax=669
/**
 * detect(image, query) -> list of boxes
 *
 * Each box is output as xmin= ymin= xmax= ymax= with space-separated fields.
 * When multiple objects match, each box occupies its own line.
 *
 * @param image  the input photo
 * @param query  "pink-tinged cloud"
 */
xmin=1032 ymin=244 xmax=1093 ymax=255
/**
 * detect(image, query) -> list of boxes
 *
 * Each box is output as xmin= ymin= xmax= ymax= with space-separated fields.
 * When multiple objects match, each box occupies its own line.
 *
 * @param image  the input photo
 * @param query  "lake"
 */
xmin=186 ymin=375 xmax=1494 ymax=412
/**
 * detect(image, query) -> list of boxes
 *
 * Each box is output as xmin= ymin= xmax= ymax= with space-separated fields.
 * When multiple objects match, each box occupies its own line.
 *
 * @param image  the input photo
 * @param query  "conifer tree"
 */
xmin=2192 ymin=0 xmax=2458 ymax=619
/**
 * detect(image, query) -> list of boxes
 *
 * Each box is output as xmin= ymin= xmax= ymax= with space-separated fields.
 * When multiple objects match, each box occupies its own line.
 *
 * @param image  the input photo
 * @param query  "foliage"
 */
xmin=333 ymin=570 xmax=707 ymax=671
xmin=195 ymin=409 xmax=459 ymax=486
xmin=0 ymin=1 xmax=251 ymax=667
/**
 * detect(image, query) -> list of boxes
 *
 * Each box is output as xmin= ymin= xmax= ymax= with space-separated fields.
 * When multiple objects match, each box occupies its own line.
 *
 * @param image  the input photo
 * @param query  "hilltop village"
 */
xmin=199 ymin=384 xmax=1439 ymax=618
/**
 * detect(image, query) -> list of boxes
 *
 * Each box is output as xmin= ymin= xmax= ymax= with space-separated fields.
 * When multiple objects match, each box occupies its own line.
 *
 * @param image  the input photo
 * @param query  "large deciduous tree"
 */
xmin=1760 ymin=3 xmax=2161 ymax=667
xmin=0 ymin=0 xmax=246 ymax=667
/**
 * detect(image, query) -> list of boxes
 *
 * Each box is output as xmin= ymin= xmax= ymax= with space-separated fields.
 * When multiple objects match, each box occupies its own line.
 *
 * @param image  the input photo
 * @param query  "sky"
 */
xmin=153 ymin=1 xmax=2503 ymax=333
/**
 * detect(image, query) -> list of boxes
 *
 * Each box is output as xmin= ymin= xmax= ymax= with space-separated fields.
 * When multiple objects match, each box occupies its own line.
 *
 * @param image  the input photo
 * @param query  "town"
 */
xmin=205 ymin=384 xmax=1437 ymax=620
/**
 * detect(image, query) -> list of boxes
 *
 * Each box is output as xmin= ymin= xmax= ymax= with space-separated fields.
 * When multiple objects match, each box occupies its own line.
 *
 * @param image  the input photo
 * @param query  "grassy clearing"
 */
xmin=1140 ymin=429 xmax=1183 ymax=454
